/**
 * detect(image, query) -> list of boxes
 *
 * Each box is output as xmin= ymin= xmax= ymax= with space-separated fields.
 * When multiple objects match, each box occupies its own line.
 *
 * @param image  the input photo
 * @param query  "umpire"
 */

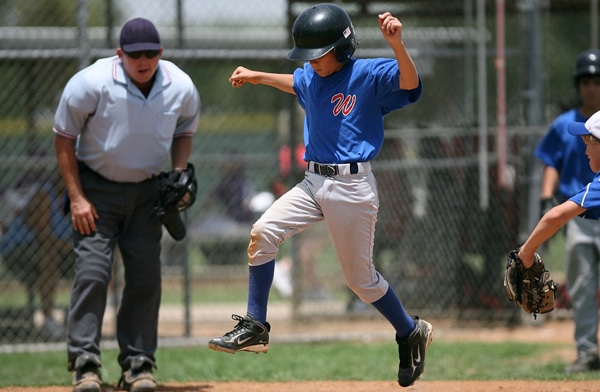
xmin=52 ymin=18 xmax=200 ymax=392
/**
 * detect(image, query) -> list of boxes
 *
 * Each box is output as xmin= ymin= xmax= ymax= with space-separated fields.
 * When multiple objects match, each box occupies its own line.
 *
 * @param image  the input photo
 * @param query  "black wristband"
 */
xmin=540 ymin=197 xmax=554 ymax=216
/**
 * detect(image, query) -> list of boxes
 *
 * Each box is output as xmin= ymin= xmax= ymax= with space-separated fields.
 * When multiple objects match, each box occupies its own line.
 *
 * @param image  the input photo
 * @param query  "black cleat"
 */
xmin=208 ymin=314 xmax=270 ymax=354
xmin=397 ymin=316 xmax=433 ymax=387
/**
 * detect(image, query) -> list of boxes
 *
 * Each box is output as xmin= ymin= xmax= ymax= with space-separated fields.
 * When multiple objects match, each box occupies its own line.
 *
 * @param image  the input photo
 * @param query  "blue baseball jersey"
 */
xmin=292 ymin=58 xmax=422 ymax=164
xmin=535 ymin=108 xmax=593 ymax=201
xmin=569 ymin=175 xmax=600 ymax=219
xmin=53 ymin=56 xmax=200 ymax=183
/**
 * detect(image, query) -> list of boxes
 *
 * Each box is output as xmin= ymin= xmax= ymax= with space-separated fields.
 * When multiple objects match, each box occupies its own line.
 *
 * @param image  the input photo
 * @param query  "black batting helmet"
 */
xmin=287 ymin=3 xmax=356 ymax=63
xmin=574 ymin=49 xmax=600 ymax=82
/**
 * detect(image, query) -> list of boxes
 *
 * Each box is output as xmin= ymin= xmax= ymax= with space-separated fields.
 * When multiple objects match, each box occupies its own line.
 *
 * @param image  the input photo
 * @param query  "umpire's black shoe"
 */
xmin=565 ymin=352 xmax=600 ymax=373
xmin=208 ymin=314 xmax=270 ymax=354
xmin=396 ymin=316 xmax=433 ymax=387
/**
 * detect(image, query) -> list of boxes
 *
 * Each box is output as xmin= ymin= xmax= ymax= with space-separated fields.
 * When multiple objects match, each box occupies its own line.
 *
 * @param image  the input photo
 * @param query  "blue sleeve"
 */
xmin=569 ymin=177 xmax=600 ymax=219
xmin=369 ymin=59 xmax=422 ymax=115
xmin=292 ymin=65 xmax=308 ymax=110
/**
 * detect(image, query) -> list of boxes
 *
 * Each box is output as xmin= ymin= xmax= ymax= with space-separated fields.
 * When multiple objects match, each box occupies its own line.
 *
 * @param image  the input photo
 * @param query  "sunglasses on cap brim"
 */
xmin=124 ymin=50 xmax=160 ymax=59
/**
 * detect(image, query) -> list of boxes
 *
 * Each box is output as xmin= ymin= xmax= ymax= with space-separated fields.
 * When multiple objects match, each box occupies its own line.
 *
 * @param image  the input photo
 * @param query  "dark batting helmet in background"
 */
xmin=573 ymin=49 xmax=600 ymax=83
xmin=287 ymin=3 xmax=357 ymax=62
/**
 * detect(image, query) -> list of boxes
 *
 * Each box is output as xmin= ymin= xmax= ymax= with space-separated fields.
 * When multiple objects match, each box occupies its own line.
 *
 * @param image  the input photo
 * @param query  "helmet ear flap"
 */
xmin=333 ymin=42 xmax=356 ymax=62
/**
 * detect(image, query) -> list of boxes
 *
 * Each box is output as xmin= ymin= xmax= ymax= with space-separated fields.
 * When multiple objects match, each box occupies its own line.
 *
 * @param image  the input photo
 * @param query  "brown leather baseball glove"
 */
xmin=504 ymin=249 xmax=558 ymax=318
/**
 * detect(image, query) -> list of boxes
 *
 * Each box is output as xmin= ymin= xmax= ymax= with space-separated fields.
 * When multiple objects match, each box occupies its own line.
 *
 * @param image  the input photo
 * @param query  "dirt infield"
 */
xmin=3 ymin=380 xmax=600 ymax=392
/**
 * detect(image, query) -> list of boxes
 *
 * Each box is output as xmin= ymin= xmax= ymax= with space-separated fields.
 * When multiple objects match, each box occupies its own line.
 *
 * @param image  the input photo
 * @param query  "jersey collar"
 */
xmin=112 ymin=57 xmax=172 ymax=98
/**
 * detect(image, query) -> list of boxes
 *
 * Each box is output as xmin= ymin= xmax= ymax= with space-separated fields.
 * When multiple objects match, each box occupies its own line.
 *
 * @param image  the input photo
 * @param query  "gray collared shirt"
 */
xmin=53 ymin=56 xmax=200 ymax=182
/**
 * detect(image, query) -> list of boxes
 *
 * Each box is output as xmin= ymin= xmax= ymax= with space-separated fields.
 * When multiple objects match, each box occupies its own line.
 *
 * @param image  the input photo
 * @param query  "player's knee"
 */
xmin=346 ymin=275 xmax=389 ymax=303
xmin=247 ymin=223 xmax=279 ymax=265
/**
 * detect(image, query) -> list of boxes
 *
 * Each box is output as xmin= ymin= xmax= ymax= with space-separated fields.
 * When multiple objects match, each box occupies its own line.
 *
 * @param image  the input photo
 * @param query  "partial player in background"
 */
xmin=508 ymin=111 xmax=600 ymax=362
xmin=207 ymin=4 xmax=432 ymax=388
xmin=53 ymin=18 xmax=200 ymax=392
xmin=0 ymin=166 xmax=73 ymax=341
xmin=534 ymin=49 xmax=600 ymax=373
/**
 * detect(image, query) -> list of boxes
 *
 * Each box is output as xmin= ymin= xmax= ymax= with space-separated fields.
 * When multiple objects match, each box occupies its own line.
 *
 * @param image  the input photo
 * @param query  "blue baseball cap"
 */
xmin=119 ymin=18 xmax=161 ymax=52
xmin=568 ymin=110 xmax=600 ymax=138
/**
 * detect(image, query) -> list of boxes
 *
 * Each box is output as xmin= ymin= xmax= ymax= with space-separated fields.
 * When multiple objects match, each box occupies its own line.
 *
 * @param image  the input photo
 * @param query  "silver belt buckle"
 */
xmin=323 ymin=164 xmax=337 ymax=176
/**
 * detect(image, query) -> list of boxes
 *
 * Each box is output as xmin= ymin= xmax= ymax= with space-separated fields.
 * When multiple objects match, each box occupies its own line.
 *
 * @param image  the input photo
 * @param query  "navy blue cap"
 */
xmin=119 ymin=18 xmax=161 ymax=52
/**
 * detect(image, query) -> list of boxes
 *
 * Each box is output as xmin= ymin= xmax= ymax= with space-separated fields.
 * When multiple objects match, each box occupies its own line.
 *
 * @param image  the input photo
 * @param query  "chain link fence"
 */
xmin=0 ymin=0 xmax=595 ymax=343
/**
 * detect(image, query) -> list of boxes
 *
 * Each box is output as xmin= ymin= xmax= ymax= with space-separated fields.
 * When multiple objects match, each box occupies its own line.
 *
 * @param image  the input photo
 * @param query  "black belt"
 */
xmin=309 ymin=162 xmax=359 ymax=176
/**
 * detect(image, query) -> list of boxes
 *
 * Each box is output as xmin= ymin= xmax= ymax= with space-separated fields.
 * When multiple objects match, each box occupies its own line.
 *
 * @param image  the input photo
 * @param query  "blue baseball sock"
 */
xmin=246 ymin=259 xmax=275 ymax=324
xmin=371 ymin=286 xmax=415 ymax=338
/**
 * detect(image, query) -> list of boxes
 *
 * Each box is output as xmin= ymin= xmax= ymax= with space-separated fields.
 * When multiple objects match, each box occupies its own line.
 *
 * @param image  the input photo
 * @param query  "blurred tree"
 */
xmin=6 ymin=0 xmax=108 ymax=26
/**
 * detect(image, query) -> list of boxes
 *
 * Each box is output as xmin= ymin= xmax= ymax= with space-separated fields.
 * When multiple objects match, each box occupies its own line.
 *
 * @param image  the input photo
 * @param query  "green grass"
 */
xmin=0 ymin=340 xmax=594 ymax=387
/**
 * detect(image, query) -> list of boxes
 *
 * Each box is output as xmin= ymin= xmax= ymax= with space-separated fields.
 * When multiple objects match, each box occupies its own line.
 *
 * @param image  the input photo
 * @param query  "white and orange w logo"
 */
xmin=331 ymin=93 xmax=356 ymax=116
